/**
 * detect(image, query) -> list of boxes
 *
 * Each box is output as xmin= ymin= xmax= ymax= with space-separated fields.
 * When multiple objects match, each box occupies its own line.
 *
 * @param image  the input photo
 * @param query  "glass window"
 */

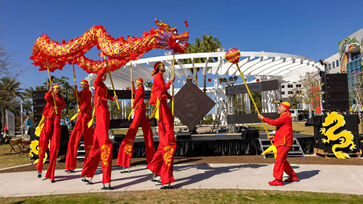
xmin=281 ymin=85 xmax=285 ymax=88
xmin=287 ymin=84 xmax=293 ymax=88
xmin=332 ymin=61 xmax=335 ymax=68
xmin=336 ymin=60 xmax=339 ymax=66
xmin=281 ymin=91 xmax=285 ymax=95
xmin=328 ymin=64 xmax=331 ymax=70
xmin=296 ymin=84 xmax=301 ymax=88
xmin=288 ymin=91 xmax=293 ymax=94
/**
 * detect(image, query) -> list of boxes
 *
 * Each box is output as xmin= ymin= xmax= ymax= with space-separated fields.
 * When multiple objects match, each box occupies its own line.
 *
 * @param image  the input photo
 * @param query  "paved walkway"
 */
xmin=1 ymin=163 xmax=363 ymax=197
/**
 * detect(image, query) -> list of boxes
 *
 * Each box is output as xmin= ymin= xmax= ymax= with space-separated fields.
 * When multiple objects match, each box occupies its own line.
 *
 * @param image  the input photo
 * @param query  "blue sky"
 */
xmin=1 ymin=0 xmax=363 ymax=89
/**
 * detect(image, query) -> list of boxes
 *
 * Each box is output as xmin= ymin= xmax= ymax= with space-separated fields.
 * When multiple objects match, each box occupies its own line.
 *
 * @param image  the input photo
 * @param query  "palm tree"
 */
xmin=0 ymin=77 xmax=24 ymax=127
xmin=184 ymin=34 xmax=222 ymax=92
xmin=23 ymin=87 xmax=35 ymax=100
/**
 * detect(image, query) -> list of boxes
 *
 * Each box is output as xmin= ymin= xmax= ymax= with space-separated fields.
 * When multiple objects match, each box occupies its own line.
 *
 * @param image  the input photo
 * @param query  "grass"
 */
xmin=1 ymin=189 xmax=363 ymax=204
xmin=0 ymin=144 xmax=31 ymax=169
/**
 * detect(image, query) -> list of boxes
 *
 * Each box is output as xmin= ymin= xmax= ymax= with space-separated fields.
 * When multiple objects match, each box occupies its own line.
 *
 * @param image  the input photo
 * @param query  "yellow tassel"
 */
xmin=261 ymin=145 xmax=277 ymax=159
xmin=149 ymin=99 xmax=160 ymax=120
xmin=35 ymin=116 xmax=45 ymax=137
xmin=128 ymin=109 xmax=135 ymax=121
xmin=87 ymin=107 xmax=96 ymax=128
xmin=70 ymin=113 xmax=79 ymax=121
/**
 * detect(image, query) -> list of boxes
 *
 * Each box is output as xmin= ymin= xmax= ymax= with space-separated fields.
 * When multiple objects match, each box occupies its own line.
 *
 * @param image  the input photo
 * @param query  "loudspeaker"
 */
xmin=32 ymin=91 xmax=47 ymax=126
xmin=321 ymin=74 xmax=349 ymax=112
xmin=58 ymin=125 xmax=70 ymax=157
xmin=240 ymin=127 xmax=259 ymax=140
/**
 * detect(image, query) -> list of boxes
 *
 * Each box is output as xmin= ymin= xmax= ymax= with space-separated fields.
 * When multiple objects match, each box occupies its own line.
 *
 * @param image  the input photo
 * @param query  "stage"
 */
xmin=111 ymin=133 xmax=314 ymax=158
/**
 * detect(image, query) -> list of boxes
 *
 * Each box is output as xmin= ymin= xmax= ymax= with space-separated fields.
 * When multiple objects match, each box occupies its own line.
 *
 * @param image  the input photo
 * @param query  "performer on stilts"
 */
xmin=80 ymin=67 xmax=117 ymax=190
xmin=65 ymin=80 xmax=93 ymax=172
xmin=117 ymin=78 xmax=155 ymax=172
xmin=36 ymin=84 xmax=65 ymax=183
xmin=147 ymin=62 xmax=176 ymax=189
xmin=258 ymin=102 xmax=299 ymax=186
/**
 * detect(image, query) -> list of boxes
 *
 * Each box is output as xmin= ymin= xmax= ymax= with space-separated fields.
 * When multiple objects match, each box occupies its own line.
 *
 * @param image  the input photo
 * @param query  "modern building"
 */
xmin=338 ymin=28 xmax=363 ymax=105
xmin=324 ymin=53 xmax=341 ymax=74
xmin=280 ymin=81 xmax=302 ymax=99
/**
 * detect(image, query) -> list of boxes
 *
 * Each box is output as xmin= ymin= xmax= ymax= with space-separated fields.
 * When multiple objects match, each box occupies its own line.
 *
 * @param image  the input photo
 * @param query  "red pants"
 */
xmin=65 ymin=113 xmax=93 ymax=170
xmin=36 ymin=118 xmax=61 ymax=180
xmin=147 ymin=102 xmax=176 ymax=185
xmin=117 ymin=108 xmax=155 ymax=167
xmin=273 ymin=145 xmax=296 ymax=181
xmin=81 ymin=107 xmax=112 ymax=184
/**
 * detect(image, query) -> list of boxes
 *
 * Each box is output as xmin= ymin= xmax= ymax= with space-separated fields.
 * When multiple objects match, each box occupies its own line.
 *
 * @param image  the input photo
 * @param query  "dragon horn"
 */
xmin=155 ymin=18 xmax=176 ymax=32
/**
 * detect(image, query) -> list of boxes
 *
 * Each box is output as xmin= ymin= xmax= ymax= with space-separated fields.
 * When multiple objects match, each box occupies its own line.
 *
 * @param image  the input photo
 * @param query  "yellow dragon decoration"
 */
xmin=320 ymin=112 xmax=356 ymax=159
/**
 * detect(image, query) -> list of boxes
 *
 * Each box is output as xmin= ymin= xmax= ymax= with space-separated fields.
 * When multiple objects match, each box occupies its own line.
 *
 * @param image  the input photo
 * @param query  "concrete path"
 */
xmin=1 ymin=163 xmax=363 ymax=197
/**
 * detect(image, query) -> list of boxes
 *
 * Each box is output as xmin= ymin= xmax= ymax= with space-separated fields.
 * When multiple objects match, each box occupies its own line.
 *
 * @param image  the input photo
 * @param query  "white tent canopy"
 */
xmin=86 ymin=51 xmax=323 ymax=89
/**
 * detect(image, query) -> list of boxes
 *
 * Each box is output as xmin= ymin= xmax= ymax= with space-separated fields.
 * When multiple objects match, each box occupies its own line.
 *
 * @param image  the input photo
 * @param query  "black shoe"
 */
xmin=87 ymin=181 xmax=94 ymax=185
xmin=65 ymin=170 xmax=75 ymax=173
xmin=82 ymin=178 xmax=89 ymax=183
xmin=37 ymin=172 xmax=42 ymax=178
xmin=101 ymin=186 xmax=114 ymax=190
xmin=51 ymin=180 xmax=55 ymax=183
xmin=160 ymin=185 xmax=174 ymax=189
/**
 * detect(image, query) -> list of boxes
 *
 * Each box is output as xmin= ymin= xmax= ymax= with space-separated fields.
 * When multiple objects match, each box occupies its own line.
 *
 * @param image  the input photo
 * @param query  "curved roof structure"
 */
xmin=87 ymin=51 xmax=323 ymax=89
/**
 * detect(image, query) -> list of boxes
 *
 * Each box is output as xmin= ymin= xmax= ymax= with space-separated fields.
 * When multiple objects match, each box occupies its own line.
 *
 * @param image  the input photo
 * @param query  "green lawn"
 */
xmin=0 ymin=144 xmax=31 ymax=169
xmin=1 ymin=189 xmax=363 ymax=204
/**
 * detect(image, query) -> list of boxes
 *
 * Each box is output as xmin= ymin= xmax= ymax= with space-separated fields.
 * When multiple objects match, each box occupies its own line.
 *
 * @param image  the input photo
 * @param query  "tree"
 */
xmin=37 ymin=76 xmax=77 ymax=115
xmin=298 ymin=72 xmax=321 ymax=115
xmin=0 ymin=77 xmax=24 ymax=127
xmin=184 ymin=34 xmax=222 ymax=91
xmin=0 ymin=47 xmax=9 ymax=77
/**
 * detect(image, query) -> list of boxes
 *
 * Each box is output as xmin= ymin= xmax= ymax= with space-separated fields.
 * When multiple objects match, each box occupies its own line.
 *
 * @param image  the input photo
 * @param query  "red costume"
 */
xmin=117 ymin=78 xmax=155 ymax=167
xmin=36 ymin=85 xmax=65 ymax=181
xmin=65 ymin=80 xmax=93 ymax=171
xmin=81 ymin=68 xmax=114 ymax=184
xmin=147 ymin=62 xmax=176 ymax=185
xmin=262 ymin=102 xmax=298 ymax=184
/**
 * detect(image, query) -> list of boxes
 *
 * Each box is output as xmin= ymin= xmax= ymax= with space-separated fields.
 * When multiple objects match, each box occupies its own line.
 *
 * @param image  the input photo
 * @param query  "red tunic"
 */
xmin=262 ymin=112 xmax=293 ymax=146
xmin=42 ymin=91 xmax=65 ymax=120
xmin=78 ymin=89 xmax=92 ymax=116
xmin=132 ymin=83 xmax=146 ymax=110
xmin=150 ymin=73 xmax=172 ymax=105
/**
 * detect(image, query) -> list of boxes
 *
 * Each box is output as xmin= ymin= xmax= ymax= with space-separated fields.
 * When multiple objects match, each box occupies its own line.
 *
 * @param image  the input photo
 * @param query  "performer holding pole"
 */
xmin=65 ymin=78 xmax=93 ymax=173
xmin=225 ymin=48 xmax=277 ymax=157
xmin=258 ymin=102 xmax=299 ymax=186
xmin=80 ymin=64 xmax=117 ymax=190
xmin=36 ymin=83 xmax=65 ymax=183
xmin=117 ymin=78 xmax=155 ymax=172
xmin=147 ymin=62 xmax=176 ymax=189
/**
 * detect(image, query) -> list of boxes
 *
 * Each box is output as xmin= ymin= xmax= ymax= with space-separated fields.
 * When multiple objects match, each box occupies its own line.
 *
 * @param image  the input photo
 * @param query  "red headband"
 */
xmin=81 ymin=80 xmax=89 ymax=85
xmin=152 ymin=62 xmax=163 ymax=76
xmin=136 ymin=78 xmax=144 ymax=84
xmin=280 ymin=102 xmax=290 ymax=112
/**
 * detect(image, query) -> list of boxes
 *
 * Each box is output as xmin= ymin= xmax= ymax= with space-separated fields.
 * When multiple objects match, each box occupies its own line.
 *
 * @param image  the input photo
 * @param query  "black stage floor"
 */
xmin=112 ymin=133 xmax=314 ymax=158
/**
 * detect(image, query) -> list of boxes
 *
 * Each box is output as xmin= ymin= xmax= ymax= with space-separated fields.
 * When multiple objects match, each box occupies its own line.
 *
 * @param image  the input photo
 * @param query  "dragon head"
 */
xmin=322 ymin=111 xmax=345 ymax=127
xmin=154 ymin=19 xmax=189 ymax=53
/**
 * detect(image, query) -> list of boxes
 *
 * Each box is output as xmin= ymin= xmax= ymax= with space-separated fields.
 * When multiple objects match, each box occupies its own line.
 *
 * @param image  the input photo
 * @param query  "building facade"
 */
xmin=338 ymin=28 xmax=363 ymax=106
xmin=324 ymin=53 xmax=341 ymax=74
